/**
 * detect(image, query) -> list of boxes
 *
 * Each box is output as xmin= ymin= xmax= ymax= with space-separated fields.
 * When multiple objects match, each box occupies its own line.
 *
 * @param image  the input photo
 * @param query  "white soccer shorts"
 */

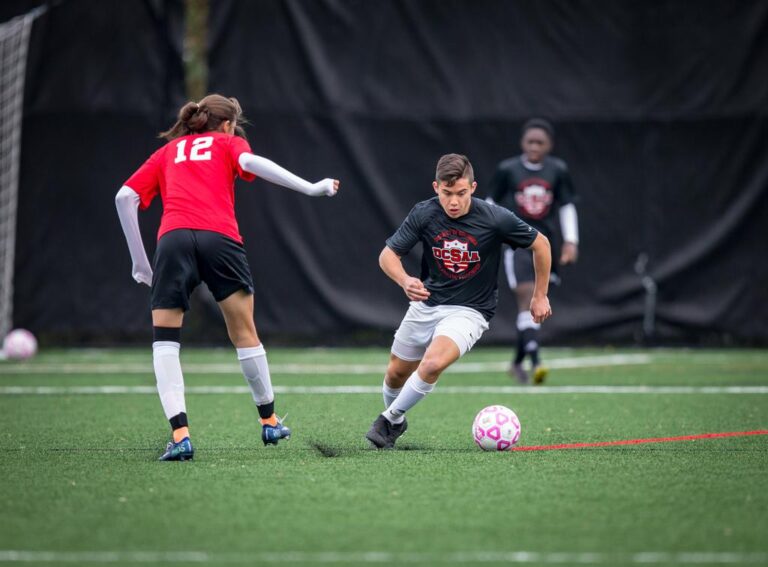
xmin=391 ymin=302 xmax=490 ymax=361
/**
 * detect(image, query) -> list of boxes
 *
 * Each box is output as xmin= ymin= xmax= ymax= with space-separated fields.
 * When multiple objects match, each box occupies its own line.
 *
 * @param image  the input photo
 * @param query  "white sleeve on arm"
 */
xmin=559 ymin=203 xmax=579 ymax=244
xmin=115 ymin=185 xmax=153 ymax=286
xmin=238 ymin=153 xmax=336 ymax=197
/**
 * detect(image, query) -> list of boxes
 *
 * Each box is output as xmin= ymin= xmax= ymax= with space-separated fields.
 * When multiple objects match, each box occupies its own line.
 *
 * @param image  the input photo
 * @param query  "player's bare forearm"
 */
xmin=379 ymin=246 xmax=430 ymax=301
xmin=529 ymin=233 xmax=553 ymax=323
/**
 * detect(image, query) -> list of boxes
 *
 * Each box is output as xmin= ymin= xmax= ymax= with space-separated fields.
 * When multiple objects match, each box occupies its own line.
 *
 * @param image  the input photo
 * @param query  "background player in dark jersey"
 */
xmin=115 ymin=94 xmax=340 ymax=460
xmin=365 ymin=154 xmax=552 ymax=449
xmin=489 ymin=118 xmax=579 ymax=384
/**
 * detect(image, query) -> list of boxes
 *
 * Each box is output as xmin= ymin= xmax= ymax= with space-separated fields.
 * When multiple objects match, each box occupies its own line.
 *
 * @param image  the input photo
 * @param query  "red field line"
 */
xmin=511 ymin=430 xmax=768 ymax=451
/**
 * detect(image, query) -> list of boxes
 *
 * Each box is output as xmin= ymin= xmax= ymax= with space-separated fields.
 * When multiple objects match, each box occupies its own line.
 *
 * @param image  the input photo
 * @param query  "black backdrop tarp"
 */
xmin=7 ymin=0 xmax=768 ymax=345
xmin=204 ymin=0 xmax=768 ymax=345
xmin=4 ymin=0 xmax=186 ymax=342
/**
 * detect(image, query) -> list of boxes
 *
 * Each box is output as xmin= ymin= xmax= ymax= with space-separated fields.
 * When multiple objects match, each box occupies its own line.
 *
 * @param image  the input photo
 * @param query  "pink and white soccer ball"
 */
xmin=472 ymin=405 xmax=521 ymax=451
xmin=2 ymin=328 xmax=38 ymax=360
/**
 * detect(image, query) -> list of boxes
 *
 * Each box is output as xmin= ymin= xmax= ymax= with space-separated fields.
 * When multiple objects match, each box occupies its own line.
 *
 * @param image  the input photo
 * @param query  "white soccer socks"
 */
xmin=517 ymin=310 xmax=541 ymax=362
xmin=517 ymin=311 xmax=541 ymax=353
xmin=237 ymin=345 xmax=275 ymax=407
xmin=152 ymin=341 xmax=187 ymax=421
xmin=517 ymin=310 xmax=542 ymax=334
xmin=382 ymin=380 xmax=402 ymax=408
xmin=383 ymin=372 xmax=435 ymax=424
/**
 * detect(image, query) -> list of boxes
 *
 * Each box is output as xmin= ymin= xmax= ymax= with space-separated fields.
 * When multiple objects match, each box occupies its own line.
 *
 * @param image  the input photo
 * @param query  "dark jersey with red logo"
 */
xmin=489 ymin=155 xmax=575 ymax=238
xmin=386 ymin=197 xmax=537 ymax=320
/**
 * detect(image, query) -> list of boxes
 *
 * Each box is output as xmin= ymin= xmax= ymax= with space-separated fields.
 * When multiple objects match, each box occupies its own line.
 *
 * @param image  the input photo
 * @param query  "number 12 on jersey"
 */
xmin=174 ymin=136 xmax=213 ymax=163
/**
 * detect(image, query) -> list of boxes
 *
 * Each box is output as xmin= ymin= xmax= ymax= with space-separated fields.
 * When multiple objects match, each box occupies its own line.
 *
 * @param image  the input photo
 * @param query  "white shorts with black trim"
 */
xmin=391 ymin=301 xmax=490 ymax=361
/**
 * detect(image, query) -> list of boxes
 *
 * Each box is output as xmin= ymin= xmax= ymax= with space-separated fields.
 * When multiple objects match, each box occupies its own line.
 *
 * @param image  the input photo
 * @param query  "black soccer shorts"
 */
xmin=504 ymin=246 xmax=560 ymax=289
xmin=151 ymin=229 xmax=255 ymax=311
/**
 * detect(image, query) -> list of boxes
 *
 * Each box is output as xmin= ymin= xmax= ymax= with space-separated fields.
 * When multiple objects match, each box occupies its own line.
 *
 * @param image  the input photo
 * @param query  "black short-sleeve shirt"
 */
xmin=489 ymin=155 xmax=576 ymax=239
xmin=386 ymin=197 xmax=537 ymax=320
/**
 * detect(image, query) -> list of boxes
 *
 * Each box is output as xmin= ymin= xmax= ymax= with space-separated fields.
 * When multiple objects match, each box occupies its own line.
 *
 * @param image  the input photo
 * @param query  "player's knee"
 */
xmin=227 ymin=325 xmax=258 ymax=348
xmin=385 ymin=366 xmax=411 ymax=385
xmin=417 ymin=356 xmax=446 ymax=382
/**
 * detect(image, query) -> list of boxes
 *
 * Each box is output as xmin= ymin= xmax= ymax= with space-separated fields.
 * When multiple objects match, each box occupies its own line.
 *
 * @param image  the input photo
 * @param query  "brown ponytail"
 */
xmin=160 ymin=94 xmax=247 ymax=141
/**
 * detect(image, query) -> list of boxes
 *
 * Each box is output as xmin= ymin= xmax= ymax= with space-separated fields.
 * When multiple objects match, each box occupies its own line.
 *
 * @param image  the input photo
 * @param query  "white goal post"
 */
xmin=0 ymin=5 xmax=46 ymax=339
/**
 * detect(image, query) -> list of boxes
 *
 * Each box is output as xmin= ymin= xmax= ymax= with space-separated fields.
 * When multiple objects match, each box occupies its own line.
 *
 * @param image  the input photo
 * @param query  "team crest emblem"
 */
xmin=432 ymin=238 xmax=480 ymax=275
xmin=516 ymin=179 xmax=553 ymax=219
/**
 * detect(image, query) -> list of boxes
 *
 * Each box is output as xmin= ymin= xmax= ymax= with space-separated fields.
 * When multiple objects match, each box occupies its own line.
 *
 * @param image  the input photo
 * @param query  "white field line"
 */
xmin=0 ymin=354 xmax=651 ymax=375
xmin=0 ymin=549 xmax=766 ymax=564
xmin=1 ymin=385 xmax=767 ymax=396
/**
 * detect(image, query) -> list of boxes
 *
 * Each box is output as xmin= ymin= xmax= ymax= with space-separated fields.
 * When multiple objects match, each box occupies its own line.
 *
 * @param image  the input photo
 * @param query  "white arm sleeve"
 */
xmin=238 ymin=153 xmax=337 ymax=197
xmin=559 ymin=203 xmax=579 ymax=244
xmin=115 ymin=186 xmax=153 ymax=286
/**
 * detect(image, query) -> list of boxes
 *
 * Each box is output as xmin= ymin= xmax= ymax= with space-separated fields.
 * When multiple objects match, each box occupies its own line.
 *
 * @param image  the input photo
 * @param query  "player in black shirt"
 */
xmin=489 ymin=119 xmax=579 ymax=384
xmin=365 ymin=154 xmax=552 ymax=449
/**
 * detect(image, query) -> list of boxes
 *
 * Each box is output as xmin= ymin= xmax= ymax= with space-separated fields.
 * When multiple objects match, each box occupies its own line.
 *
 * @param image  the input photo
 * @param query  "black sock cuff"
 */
xmin=170 ymin=412 xmax=188 ymax=430
xmin=257 ymin=401 xmax=275 ymax=420
xmin=153 ymin=326 xmax=181 ymax=343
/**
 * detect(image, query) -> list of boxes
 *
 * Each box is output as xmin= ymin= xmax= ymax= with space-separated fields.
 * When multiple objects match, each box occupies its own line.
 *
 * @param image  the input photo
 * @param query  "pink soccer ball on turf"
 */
xmin=2 ymin=328 xmax=38 ymax=360
xmin=472 ymin=405 xmax=521 ymax=451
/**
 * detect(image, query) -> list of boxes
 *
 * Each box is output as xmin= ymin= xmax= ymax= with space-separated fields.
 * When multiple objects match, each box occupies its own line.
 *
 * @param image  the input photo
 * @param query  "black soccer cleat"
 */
xmin=509 ymin=363 xmax=529 ymax=385
xmin=365 ymin=415 xmax=408 ymax=449
xmin=387 ymin=418 xmax=408 ymax=448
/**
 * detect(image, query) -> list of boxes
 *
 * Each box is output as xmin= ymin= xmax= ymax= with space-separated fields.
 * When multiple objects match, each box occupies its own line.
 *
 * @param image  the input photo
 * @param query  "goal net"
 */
xmin=0 ymin=6 xmax=44 ymax=339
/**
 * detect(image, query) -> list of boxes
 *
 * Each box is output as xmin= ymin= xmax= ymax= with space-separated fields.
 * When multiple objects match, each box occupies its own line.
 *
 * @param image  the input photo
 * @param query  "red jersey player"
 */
xmin=115 ymin=94 xmax=340 ymax=461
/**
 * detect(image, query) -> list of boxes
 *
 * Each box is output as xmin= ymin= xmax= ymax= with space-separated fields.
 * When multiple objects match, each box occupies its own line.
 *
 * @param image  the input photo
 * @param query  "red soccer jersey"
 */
xmin=124 ymin=132 xmax=256 ymax=243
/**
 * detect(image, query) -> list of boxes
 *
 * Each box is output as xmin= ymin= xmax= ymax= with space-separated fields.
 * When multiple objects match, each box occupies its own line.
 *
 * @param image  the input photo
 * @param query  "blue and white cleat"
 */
xmin=262 ymin=416 xmax=291 ymax=446
xmin=159 ymin=437 xmax=194 ymax=461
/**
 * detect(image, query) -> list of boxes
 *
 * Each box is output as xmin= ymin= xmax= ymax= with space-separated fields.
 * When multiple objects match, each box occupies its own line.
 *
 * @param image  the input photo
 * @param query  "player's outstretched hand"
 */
xmin=530 ymin=295 xmax=552 ymax=324
xmin=312 ymin=178 xmax=339 ymax=197
xmin=132 ymin=264 xmax=153 ymax=287
xmin=402 ymin=276 xmax=430 ymax=301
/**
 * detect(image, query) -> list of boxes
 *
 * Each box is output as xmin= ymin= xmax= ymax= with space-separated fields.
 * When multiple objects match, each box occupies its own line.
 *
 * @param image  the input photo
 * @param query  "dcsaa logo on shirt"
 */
xmin=432 ymin=238 xmax=481 ymax=277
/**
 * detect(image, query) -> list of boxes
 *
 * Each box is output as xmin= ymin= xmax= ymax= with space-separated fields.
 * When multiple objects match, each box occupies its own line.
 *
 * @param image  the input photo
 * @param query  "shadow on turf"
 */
xmin=309 ymin=441 xmax=341 ymax=458
xmin=306 ymin=440 xmax=440 ymax=457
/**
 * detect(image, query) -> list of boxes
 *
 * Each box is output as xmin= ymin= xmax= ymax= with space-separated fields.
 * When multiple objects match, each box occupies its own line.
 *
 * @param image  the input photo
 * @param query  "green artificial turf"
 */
xmin=0 ymin=347 xmax=766 ymax=566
